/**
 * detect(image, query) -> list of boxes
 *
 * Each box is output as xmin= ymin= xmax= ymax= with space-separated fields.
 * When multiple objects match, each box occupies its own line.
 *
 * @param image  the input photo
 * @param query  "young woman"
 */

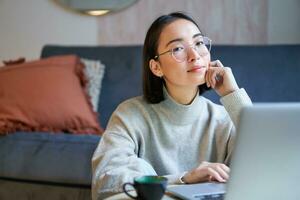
xmin=92 ymin=12 xmax=252 ymax=199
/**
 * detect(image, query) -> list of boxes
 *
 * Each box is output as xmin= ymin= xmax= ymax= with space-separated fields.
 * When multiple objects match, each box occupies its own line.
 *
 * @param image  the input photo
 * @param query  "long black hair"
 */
xmin=143 ymin=12 xmax=210 ymax=104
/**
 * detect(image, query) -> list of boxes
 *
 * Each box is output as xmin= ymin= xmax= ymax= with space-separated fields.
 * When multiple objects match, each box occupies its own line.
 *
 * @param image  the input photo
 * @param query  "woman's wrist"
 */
xmin=179 ymin=172 xmax=188 ymax=184
xmin=221 ymin=87 xmax=239 ymax=97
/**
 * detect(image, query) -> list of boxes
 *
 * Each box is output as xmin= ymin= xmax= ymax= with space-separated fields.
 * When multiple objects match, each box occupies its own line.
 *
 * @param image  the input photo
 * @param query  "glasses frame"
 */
xmin=154 ymin=36 xmax=212 ymax=63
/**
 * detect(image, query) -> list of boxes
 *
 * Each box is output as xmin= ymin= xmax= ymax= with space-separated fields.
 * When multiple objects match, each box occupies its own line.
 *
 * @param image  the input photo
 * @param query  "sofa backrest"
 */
xmin=41 ymin=45 xmax=300 ymax=128
xmin=41 ymin=45 xmax=143 ymax=128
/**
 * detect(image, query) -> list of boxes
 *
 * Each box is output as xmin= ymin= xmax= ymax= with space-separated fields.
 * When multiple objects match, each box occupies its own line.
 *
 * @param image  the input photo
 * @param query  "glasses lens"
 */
xmin=171 ymin=37 xmax=212 ymax=62
xmin=172 ymin=47 xmax=186 ymax=62
xmin=203 ymin=37 xmax=211 ymax=52
xmin=195 ymin=37 xmax=211 ymax=56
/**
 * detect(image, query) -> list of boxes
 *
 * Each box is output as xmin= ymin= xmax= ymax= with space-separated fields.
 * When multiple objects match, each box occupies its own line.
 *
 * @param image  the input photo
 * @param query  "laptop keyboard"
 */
xmin=194 ymin=194 xmax=224 ymax=200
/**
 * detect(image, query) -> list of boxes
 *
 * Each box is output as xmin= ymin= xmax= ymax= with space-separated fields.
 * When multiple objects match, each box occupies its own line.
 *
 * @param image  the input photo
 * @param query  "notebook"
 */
xmin=167 ymin=103 xmax=300 ymax=200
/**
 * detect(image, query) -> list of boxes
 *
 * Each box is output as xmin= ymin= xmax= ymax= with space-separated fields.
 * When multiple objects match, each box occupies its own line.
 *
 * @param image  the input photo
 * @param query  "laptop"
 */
xmin=167 ymin=103 xmax=300 ymax=200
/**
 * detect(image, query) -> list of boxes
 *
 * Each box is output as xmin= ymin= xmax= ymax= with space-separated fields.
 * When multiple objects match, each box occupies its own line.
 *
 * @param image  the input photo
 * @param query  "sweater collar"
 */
xmin=159 ymin=86 xmax=205 ymax=125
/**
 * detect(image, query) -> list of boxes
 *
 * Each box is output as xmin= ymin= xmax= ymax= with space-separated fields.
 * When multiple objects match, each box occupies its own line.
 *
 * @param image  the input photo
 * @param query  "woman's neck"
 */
xmin=165 ymin=85 xmax=198 ymax=105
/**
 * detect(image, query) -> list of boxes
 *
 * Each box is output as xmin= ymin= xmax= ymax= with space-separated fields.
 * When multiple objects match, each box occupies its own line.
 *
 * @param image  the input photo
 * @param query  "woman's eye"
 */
xmin=172 ymin=47 xmax=184 ymax=53
xmin=195 ymin=41 xmax=204 ymax=47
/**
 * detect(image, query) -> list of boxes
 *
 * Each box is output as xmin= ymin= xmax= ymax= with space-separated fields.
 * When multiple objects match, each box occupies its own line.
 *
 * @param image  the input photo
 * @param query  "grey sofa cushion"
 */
xmin=0 ymin=132 xmax=100 ymax=185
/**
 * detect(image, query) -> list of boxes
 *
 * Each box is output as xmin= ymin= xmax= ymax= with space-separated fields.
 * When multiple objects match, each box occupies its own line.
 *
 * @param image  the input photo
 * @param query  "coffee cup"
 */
xmin=123 ymin=175 xmax=168 ymax=200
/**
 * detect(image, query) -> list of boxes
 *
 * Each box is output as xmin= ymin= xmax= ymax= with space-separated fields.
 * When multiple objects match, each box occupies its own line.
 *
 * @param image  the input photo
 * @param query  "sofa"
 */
xmin=0 ymin=44 xmax=299 ymax=200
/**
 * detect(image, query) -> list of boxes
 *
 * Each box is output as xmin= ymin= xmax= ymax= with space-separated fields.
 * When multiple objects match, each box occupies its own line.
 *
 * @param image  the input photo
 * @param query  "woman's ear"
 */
xmin=149 ymin=59 xmax=163 ymax=78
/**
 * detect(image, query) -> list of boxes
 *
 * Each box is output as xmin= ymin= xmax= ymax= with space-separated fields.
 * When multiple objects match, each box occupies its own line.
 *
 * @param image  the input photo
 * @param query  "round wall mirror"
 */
xmin=54 ymin=0 xmax=139 ymax=16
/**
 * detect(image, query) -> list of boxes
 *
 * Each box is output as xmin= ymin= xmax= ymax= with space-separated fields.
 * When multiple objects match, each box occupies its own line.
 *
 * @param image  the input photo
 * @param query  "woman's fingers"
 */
xmin=215 ymin=165 xmax=229 ymax=180
xmin=207 ymin=59 xmax=239 ymax=97
xmin=210 ymin=60 xmax=221 ymax=67
xmin=207 ymin=167 xmax=226 ymax=182
xmin=206 ymin=65 xmax=211 ymax=87
xmin=210 ymin=60 xmax=224 ymax=68
xmin=220 ymin=163 xmax=230 ymax=174
xmin=211 ymin=70 xmax=219 ymax=88
xmin=207 ymin=67 xmax=223 ymax=88
xmin=197 ymin=162 xmax=230 ymax=183
xmin=206 ymin=60 xmax=223 ymax=88
xmin=185 ymin=162 xmax=230 ymax=184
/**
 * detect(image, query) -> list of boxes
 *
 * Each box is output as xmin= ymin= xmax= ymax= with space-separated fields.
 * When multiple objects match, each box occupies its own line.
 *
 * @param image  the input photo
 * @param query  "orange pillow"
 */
xmin=0 ymin=55 xmax=103 ymax=135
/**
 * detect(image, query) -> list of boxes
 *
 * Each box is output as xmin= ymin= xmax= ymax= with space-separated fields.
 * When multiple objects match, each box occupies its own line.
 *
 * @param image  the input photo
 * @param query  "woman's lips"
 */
xmin=187 ymin=66 xmax=206 ymax=72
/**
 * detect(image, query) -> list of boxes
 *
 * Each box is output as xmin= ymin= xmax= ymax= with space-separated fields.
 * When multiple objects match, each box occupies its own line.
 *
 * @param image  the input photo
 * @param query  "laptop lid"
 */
xmin=225 ymin=103 xmax=300 ymax=200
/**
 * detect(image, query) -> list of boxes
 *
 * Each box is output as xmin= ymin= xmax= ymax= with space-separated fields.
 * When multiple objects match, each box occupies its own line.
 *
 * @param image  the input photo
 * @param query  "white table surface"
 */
xmin=105 ymin=192 xmax=176 ymax=200
xmin=104 ymin=185 xmax=178 ymax=200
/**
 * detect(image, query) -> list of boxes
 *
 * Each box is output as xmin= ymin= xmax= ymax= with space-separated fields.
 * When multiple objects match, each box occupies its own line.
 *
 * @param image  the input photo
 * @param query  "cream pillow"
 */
xmin=81 ymin=58 xmax=105 ymax=112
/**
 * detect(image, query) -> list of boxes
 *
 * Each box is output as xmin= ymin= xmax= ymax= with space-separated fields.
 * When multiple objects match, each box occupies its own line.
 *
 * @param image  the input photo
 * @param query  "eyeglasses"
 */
xmin=154 ymin=36 xmax=212 ymax=63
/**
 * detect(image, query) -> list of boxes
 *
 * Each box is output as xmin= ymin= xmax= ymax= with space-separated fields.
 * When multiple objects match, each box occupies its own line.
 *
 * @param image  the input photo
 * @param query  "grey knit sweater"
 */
xmin=92 ymin=88 xmax=252 ymax=199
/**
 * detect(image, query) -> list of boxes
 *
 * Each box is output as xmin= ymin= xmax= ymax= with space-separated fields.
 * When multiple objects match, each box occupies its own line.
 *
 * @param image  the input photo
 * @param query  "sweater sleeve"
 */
xmin=220 ymin=88 xmax=252 ymax=127
xmin=91 ymin=113 xmax=157 ymax=199
xmin=164 ymin=172 xmax=188 ymax=184
xmin=220 ymin=88 xmax=252 ymax=165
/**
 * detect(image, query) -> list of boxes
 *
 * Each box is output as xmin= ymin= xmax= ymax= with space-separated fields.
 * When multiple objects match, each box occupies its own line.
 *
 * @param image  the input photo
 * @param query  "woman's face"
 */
xmin=152 ymin=19 xmax=211 ymax=91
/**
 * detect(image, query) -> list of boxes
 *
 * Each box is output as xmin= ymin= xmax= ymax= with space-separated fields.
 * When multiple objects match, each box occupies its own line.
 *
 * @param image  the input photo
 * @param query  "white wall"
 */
xmin=0 ymin=0 xmax=98 ymax=60
xmin=268 ymin=0 xmax=300 ymax=44
xmin=96 ymin=0 xmax=300 ymax=45
xmin=0 ymin=0 xmax=299 ymax=61
xmin=96 ymin=0 xmax=269 ymax=45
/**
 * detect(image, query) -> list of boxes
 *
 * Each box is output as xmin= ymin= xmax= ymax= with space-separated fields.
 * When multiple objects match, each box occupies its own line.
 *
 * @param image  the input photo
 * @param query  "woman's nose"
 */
xmin=187 ymin=47 xmax=201 ymax=62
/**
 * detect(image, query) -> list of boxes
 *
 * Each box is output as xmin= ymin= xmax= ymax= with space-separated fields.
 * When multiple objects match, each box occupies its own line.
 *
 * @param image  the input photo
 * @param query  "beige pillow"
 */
xmin=81 ymin=58 xmax=105 ymax=112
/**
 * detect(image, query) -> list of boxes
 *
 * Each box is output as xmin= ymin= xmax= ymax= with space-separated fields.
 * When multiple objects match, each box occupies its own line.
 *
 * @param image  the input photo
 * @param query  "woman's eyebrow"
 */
xmin=165 ymin=38 xmax=183 ymax=48
xmin=193 ymin=33 xmax=203 ymax=38
xmin=165 ymin=33 xmax=203 ymax=48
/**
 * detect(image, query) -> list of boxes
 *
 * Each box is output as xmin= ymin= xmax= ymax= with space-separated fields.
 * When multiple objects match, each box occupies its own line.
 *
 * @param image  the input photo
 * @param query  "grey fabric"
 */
xmin=0 ymin=132 xmax=100 ymax=185
xmin=92 ymin=89 xmax=251 ymax=198
xmin=0 ymin=179 xmax=91 ymax=200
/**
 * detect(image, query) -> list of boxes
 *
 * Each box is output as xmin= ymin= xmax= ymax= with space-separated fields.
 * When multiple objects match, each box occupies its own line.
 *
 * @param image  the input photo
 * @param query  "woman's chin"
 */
xmin=190 ymin=78 xmax=206 ymax=86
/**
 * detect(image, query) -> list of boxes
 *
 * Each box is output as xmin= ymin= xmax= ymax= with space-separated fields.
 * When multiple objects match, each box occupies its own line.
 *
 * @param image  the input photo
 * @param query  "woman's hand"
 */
xmin=182 ymin=161 xmax=230 ymax=184
xmin=205 ymin=60 xmax=239 ymax=97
